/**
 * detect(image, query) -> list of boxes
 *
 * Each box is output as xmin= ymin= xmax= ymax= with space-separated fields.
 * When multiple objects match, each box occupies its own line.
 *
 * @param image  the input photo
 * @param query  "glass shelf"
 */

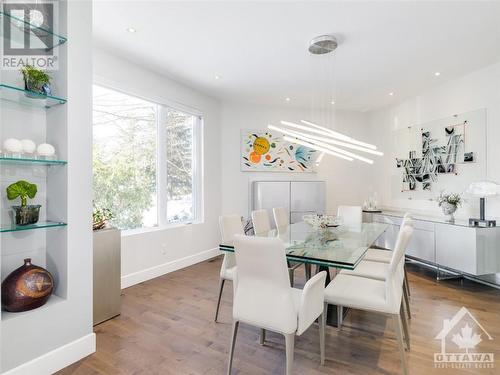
xmin=0 ymin=11 xmax=67 ymax=50
xmin=0 ymin=83 xmax=67 ymax=108
xmin=0 ymin=156 xmax=67 ymax=165
xmin=0 ymin=221 xmax=67 ymax=233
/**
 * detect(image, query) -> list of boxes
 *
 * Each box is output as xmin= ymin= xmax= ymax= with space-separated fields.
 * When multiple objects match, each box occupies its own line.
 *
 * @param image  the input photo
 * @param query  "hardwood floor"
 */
xmin=58 ymin=257 xmax=500 ymax=375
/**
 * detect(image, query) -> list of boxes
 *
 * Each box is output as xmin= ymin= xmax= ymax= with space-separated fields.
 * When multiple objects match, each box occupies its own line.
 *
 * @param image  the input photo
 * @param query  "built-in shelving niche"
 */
xmin=0 ymin=154 xmax=68 ymax=322
xmin=0 ymin=12 xmax=68 ymax=325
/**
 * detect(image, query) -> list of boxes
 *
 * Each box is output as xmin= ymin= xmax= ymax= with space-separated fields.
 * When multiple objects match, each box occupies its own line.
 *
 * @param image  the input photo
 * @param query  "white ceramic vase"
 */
xmin=441 ymin=202 xmax=457 ymax=222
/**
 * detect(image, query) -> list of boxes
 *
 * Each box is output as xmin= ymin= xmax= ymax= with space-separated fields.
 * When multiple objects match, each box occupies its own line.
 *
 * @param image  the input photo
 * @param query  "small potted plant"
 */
xmin=6 ymin=180 xmax=41 ymax=225
xmin=20 ymin=65 xmax=51 ymax=97
xmin=92 ymin=206 xmax=113 ymax=231
xmin=437 ymin=191 xmax=462 ymax=222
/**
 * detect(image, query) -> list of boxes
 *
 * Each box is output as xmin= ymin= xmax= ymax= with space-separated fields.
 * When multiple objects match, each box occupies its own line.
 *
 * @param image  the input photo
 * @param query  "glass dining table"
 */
xmin=219 ymin=221 xmax=389 ymax=270
xmin=219 ymin=221 xmax=389 ymax=326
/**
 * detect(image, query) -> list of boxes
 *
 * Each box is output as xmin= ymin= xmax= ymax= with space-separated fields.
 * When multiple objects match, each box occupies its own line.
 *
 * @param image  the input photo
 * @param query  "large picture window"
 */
xmin=163 ymin=108 xmax=197 ymax=223
xmin=93 ymin=85 xmax=202 ymax=231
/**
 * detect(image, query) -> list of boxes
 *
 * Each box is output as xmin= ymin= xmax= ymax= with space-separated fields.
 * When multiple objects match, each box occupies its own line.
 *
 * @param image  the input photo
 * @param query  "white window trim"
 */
xmin=93 ymin=82 xmax=204 ymax=234
xmin=157 ymin=107 xmax=203 ymax=227
xmin=157 ymin=105 xmax=168 ymax=227
xmin=192 ymin=116 xmax=204 ymax=224
xmin=94 ymin=75 xmax=203 ymax=117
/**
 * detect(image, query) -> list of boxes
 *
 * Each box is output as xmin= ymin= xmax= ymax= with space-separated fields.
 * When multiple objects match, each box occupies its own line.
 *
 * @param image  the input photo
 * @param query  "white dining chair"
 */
xmin=363 ymin=213 xmax=413 ymax=302
xmin=251 ymin=209 xmax=272 ymax=235
xmin=273 ymin=207 xmax=310 ymax=280
xmin=340 ymin=216 xmax=413 ymax=320
xmin=227 ymin=235 xmax=327 ymax=375
xmin=337 ymin=205 xmax=362 ymax=227
xmin=273 ymin=207 xmax=289 ymax=230
xmin=324 ymin=225 xmax=414 ymax=375
xmin=215 ymin=214 xmax=244 ymax=322
xmin=364 ymin=213 xmax=412 ymax=262
xmin=252 ymin=208 xmax=301 ymax=285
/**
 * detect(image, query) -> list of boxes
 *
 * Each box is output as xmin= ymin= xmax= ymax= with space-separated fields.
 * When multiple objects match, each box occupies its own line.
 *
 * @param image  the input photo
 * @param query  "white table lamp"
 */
xmin=466 ymin=181 xmax=499 ymax=227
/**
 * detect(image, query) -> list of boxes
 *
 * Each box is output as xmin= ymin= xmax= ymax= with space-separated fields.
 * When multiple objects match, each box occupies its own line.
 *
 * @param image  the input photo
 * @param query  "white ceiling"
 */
xmin=93 ymin=1 xmax=500 ymax=111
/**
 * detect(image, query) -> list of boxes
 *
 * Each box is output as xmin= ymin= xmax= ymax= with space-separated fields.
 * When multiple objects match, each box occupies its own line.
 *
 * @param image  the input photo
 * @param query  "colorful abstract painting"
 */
xmin=241 ymin=130 xmax=317 ymax=172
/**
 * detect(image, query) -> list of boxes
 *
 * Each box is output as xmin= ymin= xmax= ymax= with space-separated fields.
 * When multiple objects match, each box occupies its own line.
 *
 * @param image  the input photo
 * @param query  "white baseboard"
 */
xmin=121 ymin=247 xmax=220 ymax=289
xmin=2 ymin=333 xmax=96 ymax=375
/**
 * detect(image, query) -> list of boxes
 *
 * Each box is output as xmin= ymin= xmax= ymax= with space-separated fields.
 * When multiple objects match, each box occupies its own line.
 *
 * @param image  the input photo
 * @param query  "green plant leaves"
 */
xmin=20 ymin=65 xmax=51 ymax=87
xmin=6 ymin=180 xmax=38 ymax=205
xmin=92 ymin=206 xmax=113 ymax=225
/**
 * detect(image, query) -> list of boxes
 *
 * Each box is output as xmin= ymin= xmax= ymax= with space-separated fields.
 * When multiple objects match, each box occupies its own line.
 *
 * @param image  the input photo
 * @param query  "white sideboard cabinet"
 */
xmin=364 ymin=210 xmax=500 ymax=276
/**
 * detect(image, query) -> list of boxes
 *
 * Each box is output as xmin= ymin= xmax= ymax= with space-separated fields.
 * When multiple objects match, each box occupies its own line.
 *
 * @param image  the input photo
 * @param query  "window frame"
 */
xmin=157 ymin=106 xmax=204 ymax=227
xmin=92 ymin=82 xmax=204 ymax=234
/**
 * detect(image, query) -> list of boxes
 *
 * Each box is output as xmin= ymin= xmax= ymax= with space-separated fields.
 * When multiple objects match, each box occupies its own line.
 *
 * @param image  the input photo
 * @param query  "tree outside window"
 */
xmin=93 ymin=85 xmax=201 ymax=231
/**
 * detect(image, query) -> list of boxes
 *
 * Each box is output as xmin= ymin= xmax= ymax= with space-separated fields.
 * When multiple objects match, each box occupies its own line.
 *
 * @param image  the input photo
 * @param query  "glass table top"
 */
xmin=219 ymin=221 xmax=389 ymax=269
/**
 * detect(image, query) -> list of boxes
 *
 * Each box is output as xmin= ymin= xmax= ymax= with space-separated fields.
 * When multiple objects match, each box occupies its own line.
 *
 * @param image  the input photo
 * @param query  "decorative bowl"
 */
xmin=303 ymin=214 xmax=342 ymax=229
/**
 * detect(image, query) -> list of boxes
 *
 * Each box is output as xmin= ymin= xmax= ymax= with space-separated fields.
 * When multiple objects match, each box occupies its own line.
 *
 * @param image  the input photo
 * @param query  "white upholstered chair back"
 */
xmin=232 ymin=235 xmax=297 ymax=334
xmin=273 ymin=207 xmax=289 ymax=230
xmin=385 ymin=225 xmax=413 ymax=311
xmin=219 ymin=215 xmax=244 ymax=276
xmin=252 ymin=209 xmax=272 ymax=236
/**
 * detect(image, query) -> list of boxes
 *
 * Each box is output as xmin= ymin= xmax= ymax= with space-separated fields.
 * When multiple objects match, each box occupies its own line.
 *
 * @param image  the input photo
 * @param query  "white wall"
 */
xmin=220 ymin=101 xmax=379 ymax=217
xmin=369 ymin=62 xmax=500 ymax=219
xmin=93 ymin=49 xmax=222 ymax=288
xmin=1 ymin=1 xmax=95 ymax=373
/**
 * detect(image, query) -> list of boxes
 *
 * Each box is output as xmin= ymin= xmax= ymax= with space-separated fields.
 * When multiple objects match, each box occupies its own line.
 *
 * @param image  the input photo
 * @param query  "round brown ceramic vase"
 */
xmin=1 ymin=258 xmax=54 ymax=312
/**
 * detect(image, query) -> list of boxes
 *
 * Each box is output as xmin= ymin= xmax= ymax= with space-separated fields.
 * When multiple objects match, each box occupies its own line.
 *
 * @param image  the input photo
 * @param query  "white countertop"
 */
xmin=364 ymin=208 xmax=499 ymax=228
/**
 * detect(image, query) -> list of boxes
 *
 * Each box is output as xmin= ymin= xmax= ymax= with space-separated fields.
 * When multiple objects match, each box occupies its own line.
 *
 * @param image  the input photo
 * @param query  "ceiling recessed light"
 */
xmin=285 ymin=97 xmax=291 ymax=102
xmin=331 ymin=100 xmax=335 ymax=105
xmin=126 ymin=27 xmax=137 ymax=33
xmin=434 ymin=72 xmax=441 ymax=76
xmin=389 ymin=92 xmax=394 ymax=96
xmin=214 ymin=75 xmax=221 ymax=80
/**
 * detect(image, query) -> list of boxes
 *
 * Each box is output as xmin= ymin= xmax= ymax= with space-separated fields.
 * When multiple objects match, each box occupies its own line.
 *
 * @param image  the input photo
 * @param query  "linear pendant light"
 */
xmin=278 ymin=127 xmax=374 ymax=164
xmin=299 ymin=120 xmax=353 ymax=142
xmin=278 ymin=126 xmax=383 ymax=156
xmin=300 ymin=120 xmax=378 ymax=150
xmin=270 ymin=124 xmax=375 ymax=164
xmin=283 ymin=136 xmax=354 ymax=162
xmin=269 ymin=122 xmax=382 ymax=164
xmin=269 ymin=34 xmax=383 ymax=165
xmin=280 ymin=120 xmax=344 ymax=140
xmin=279 ymin=120 xmax=378 ymax=152
xmin=300 ymin=120 xmax=355 ymax=143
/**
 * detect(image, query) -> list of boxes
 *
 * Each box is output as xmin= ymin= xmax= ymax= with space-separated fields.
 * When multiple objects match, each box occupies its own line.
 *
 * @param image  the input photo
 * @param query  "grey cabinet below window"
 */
xmin=93 ymin=227 xmax=121 ymax=325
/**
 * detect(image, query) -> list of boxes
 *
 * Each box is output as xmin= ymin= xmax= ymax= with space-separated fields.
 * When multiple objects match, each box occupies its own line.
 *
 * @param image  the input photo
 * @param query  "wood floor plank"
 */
xmin=57 ymin=258 xmax=500 ymax=374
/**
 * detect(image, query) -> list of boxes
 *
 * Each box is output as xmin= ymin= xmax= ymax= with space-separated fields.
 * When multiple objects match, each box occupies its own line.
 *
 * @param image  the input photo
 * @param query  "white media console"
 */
xmin=363 ymin=210 xmax=500 ymax=278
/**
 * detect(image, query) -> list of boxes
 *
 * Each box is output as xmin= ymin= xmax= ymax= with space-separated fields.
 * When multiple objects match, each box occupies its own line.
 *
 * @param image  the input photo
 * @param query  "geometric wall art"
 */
xmin=241 ymin=129 xmax=317 ymax=172
xmin=391 ymin=108 xmax=486 ymax=200
xmin=396 ymin=121 xmax=475 ymax=191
